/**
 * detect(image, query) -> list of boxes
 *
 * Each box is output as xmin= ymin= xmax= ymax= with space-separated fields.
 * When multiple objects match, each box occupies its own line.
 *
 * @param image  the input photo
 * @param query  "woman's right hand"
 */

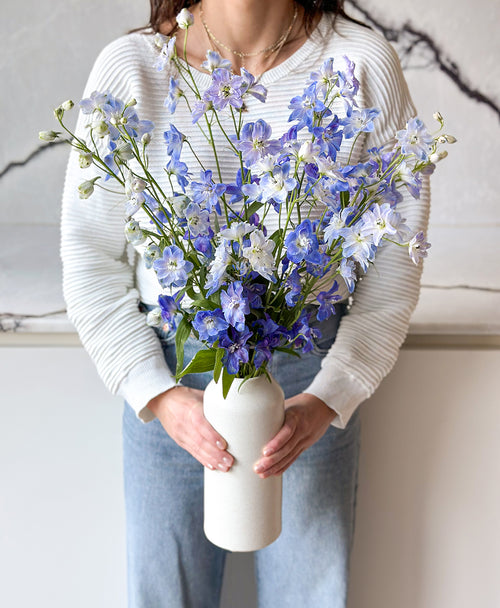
xmin=146 ymin=386 xmax=234 ymax=472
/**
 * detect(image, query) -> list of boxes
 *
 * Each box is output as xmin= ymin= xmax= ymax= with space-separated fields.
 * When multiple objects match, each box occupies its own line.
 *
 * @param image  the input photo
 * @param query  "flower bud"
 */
xmin=78 ymin=178 xmax=98 ymax=199
xmin=131 ymin=177 xmax=146 ymax=193
xmin=61 ymin=100 xmax=74 ymax=111
xmin=54 ymin=106 xmax=65 ymax=119
xmin=141 ymin=132 xmax=152 ymax=145
xmin=146 ymin=307 xmax=163 ymax=327
xmin=176 ymin=8 xmax=194 ymax=29
xmin=39 ymin=130 xmax=59 ymax=142
xmin=124 ymin=219 xmax=147 ymax=245
xmin=154 ymin=33 xmax=168 ymax=49
xmin=429 ymin=150 xmax=448 ymax=163
xmin=93 ymin=120 xmax=109 ymax=137
xmin=444 ymin=134 xmax=457 ymax=144
xmin=79 ymin=153 xmax=93 ymax=169
xmin=433 ymin=111 xmax=443 ymax=123
xmin=125 ymin=98 xmax=137 ymax=108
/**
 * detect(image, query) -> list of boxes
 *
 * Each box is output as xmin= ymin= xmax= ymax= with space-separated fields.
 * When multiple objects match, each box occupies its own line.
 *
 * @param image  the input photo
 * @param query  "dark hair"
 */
xmin=130 ymin=1 xmax=366 ymax=36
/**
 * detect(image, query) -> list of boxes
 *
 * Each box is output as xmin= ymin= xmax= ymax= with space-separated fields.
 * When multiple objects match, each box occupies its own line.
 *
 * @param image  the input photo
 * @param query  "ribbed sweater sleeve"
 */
xmin=60 ymin=39 xmax=179 ymax=423
xmin=304 ymin=35 xmax=431 ymax=428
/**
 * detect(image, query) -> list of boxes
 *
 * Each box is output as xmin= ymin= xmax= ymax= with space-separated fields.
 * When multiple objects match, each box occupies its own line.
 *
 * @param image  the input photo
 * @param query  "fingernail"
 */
xmin=217 ymin=462 xmax=228 ymax=472
xmin=216 ymin=440 xmax=225 ymax=450
xmin=222 ymin=456 xmax=232 ymax=466
xmin=263 ymin=447 xmax=273 ymax=456
xmin=207 ymin=463 xmax=215 ymax=470
xmin=254 ymin=463 xmax=264 ymax=473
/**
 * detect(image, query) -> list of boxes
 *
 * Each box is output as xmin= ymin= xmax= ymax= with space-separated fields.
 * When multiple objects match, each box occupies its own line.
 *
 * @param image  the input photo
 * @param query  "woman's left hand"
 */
xmin=253 ymin=393 xmax=337 ymax=478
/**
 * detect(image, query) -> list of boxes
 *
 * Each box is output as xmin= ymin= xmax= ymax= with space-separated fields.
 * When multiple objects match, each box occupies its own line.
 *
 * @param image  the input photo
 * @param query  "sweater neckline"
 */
xmin=154 ymin=12 xmax=332 ymax=90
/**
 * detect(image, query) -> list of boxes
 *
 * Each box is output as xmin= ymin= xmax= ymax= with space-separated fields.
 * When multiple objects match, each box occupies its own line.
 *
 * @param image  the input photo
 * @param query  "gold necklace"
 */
xmin=199 ymin=2 xmax=298 ymax=68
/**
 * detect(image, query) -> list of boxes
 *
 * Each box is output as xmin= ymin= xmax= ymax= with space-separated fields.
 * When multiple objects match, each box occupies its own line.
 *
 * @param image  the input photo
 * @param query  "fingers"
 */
xmin=254 ymin=410 xmax=302 ymax=478
xmin=262 ymin=409 xmax=299 ymax=457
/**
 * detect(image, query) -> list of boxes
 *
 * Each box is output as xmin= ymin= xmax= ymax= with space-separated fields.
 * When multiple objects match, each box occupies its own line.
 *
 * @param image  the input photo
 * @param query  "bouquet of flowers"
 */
xmin=41 ymin=9 xmax=454 ymax=398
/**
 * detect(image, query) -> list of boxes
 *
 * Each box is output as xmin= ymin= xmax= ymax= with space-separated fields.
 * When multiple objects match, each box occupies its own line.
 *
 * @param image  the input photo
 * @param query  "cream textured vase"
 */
xmin=203 ymin=374 xmax=285 ymax=551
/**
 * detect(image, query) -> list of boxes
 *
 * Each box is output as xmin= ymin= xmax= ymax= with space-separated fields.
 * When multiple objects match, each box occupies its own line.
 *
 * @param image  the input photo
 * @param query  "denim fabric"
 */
xmin=122 ymin=303 xmax=361 ymax=608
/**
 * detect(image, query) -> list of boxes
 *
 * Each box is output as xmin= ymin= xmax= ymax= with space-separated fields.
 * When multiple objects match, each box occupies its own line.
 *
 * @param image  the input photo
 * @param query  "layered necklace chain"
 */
xmin=199 ymin=2 xmax=298 ymax=70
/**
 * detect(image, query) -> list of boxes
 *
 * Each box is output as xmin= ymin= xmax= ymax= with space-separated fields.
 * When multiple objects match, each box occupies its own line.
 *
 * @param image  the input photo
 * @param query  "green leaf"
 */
xmin=189 ymin=298 xmax=219 ymax=311
xmin=275 ymin=346 xmax=301 ymax=358
xmin=175 ymin=316 xmax=192 ymax=379
xmin=245 ymin=200 xmax=263 ymax=217
xmin=213 ymin=348 xmax=224 ymax=383
xmin=178 ymin=349 xmax=216 ymax=379
xmin=269 ymin=229 xmax=284 ymax=246
xmin=222 ymin=368 xmax=235 ymax=399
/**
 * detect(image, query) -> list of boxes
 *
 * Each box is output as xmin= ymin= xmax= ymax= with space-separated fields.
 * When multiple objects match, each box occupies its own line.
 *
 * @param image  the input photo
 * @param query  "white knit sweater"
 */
xmin=60 ymin=13 xmax=430 ymax=428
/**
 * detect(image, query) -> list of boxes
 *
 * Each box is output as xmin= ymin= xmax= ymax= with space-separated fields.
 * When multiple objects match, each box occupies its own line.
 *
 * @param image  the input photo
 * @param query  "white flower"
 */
xmin=176 ymin=8 xmax=194 ymax=29
xmin=241 ymin=230 xmax=276 ymax=281
xmin=408 ymin=231 xmax=431 ymax=264
xmin=220 ymin=222 xmax=255 ymax=241
xmin=429 ymin=150 xmax=448 ymax=163
xmin=61 ymin=100 xmax=74 ymax=111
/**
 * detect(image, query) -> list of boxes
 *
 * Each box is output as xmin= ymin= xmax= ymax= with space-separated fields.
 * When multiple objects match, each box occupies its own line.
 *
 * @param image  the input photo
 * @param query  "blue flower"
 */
xmin=165 ymin=152 xmax=190 ymax=192
xmin=316 ymin=281 xmax=341 ymax=321
xmin=158 ymin=293 xmax=182 ymax=328
xmin=309 ymin=58 xmax=338 ymax=99
xmin=285 ymin=268 xmax=303 ymax=307
xmin=191 ymin=169 xmax=226 ymax=214
xmin=184 ymin=202 xmax=211 ymax=236
xmin=233 ymin=120 xmax=281 ymax=167
xmin=203 ymin=68 xmax=244 ymax=111
xmin=201 ymin=50 xmax=232 ymax=72
xmin=193 ymin=235 xmax=213 ymax=258
xmin=339 ymin=258 xmax=356 ymax=293
xmin=153 ymin=245 xmax=193 ymax=288
xmin=259 ymin=163 xmax=297 ymax=206
xmin=220 ymin=281 xmax=250 ymax=331
xmin=193 ymin=309 xmax=229 ymax=342
xmin=219 ymin=327 xmax=252 ymax=375
xmin=163 ymin=124 xmax=185 ymax=156
xmin=341 ymin=225 xmax=376 ymax=272
xmin=340 ymin=106 xmax=379 ymax=139
xmin=240 ymin=68 xmax=267 ymax=103
xmin=395 ymin=117 xmax=434 ymax=161
xmin=143 ymin=243 xmax=162 ymax=269
xmin=285 ymin=219 xmax=322 ymax=264
xmin=289 ymin=310 xmax=321 ymax=354
xmin=288 ymin=83 xmax=328 ymax=130
xmin=253 ymin=338 xmax=273 ymax=369
xmin=164 ymin=77 xmax=183 ymax=114
xmin=79 ymin=90 xmax=108 ymax=114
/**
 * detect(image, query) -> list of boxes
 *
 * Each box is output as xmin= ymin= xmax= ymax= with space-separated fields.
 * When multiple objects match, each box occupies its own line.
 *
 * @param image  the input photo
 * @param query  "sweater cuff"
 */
xmin=304 ymin=366 xmax=370 ymax=429
xmin=117 ymin=355 xmax=180 ymax=423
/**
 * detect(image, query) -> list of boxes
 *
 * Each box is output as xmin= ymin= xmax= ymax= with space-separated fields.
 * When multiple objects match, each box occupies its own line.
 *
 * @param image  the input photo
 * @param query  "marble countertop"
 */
xmin=1 ymin=225 xmax=499 ymax=346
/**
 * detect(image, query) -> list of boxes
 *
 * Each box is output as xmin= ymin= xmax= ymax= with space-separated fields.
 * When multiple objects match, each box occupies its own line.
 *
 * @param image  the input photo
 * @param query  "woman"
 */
xmin=61 ymin=1 xmax=430 ymax=606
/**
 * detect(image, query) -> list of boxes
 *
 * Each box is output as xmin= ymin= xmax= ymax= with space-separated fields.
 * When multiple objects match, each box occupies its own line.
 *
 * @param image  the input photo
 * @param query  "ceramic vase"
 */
xmin=203 ymin=374 xmax=285 ymax=551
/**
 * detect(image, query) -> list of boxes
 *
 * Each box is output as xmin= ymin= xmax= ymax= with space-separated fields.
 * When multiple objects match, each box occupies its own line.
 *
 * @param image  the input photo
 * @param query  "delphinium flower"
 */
xmin=220 ymin=281 xmax=250 ymax=331
xmin=341 ymin=223 xmax=376 ymax=272
xmin=191 ymin=169 xmax=226 ymax=214
xmin=396 ymin=117 xmax=434 ymax=161
xmin=309 ymin=58 xmax=338 ymax=99
xmin=316 ymin=281 xmax=341 ymax=321
xmin=154 ymin=36 xmax=176 ymax=72
xmin=220 ymin=221 xmax=255 ymax=242
xmin=79 ymin=91 xmax=108 ymax=115
xmin=285 ymin=219 xmax=322 ymax=264
xmin=233 ymin=120 xmax=281 ymax=167
xmin=205 ymin=239 xmax=232 ymax=295
xmin=176 ymin=8 xmax=194 ymax=29
xmin=204 ymin=68 xmax=244 ymax=111
xmin=153 ymin=245 xmax=194 ymax=288
xmin=408 ymin=231 xmax=431 ymax=264
xmin=143 ymin=243 xmax=162 ymax=269
xmin=183 ymin=202 xmax=211 ymax=237
xmin=239 ymin=68 xmax=267 ymax=102
xmin=201 ymin=50 xmax=232 ymax=72
xmin=158 ymin=293 xmax=183 ymax=330
xmin=324 ymin=207 xmax=356 ymax=246
xmin=259 ymin=163 xmax=297 ymax=206
xmin=124 ymin=220 xmax=147 ymax=246
xmin=219 ymin=328 xmax=253 ymax=375
xmin=193 ymin=309 xmax=229 ymax=342
xmin=339 ymin=258 xmax=356 ymax=293
xmin=288 ymin=83 xmax=330 ymax=130
xmin=241 ymin=230 xmax=276 ymax=281
xmin=361 ymin=203 xmax=406 ymax=247
xmin=340 ymin=106 xmax=379 ymax=139
xmin=164 ymin=77 xmax=184 ymax=114
xmin=289 ymin=311 xmax=320 ymax=354
xmin=165 ymin=153 xmax=190 ymax=192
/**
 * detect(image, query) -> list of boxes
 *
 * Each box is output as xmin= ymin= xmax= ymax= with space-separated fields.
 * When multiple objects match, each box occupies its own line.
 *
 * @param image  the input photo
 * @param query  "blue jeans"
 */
xmin=123 ymin=303 xmax=361 ymax=608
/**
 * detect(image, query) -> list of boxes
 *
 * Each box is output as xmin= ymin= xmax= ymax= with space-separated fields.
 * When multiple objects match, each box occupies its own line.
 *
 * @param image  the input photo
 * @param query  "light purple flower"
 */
xmin=316 ymin=280 xmax=341 ymax=321
xmin=193 ymin=309 xmax=229 ymax=342
xmin=240 ymin=68 xmax=267 ymax=103
xmin=233 ymin=119 xmax=281 ymax=167
xmin=203 ymin=68 xmax=244 ymax=111
xmin=191 ymin=169 xmax=226 ymax=214
xmin=153 ymin=245 xmax=193 ymax=288
xmin=396 ymin=117 xmax=434 ymax=161
xmin=201 ymin=50 xmax=232 ymax=73
xmin=408 ymin=231 xmax=431 ymax=264
xmin=184 ymin=202 xmax=211 ymax=236
xmin=340 ymin=105 xmax=379 ymax=139
xmin=220 ymin=281 xmax=250 ymax=331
